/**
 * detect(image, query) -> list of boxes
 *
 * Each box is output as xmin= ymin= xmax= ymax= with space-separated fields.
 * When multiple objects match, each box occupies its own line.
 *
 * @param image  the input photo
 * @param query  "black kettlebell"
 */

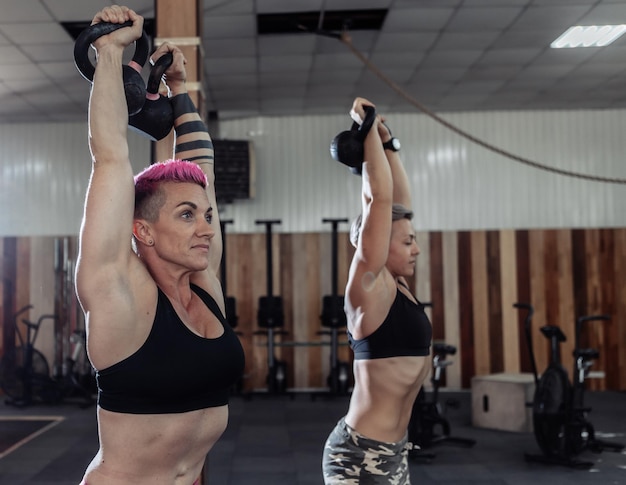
xmin=329 ymin=105 xmax=376 ymax=175
xmin=74 ymin=21 xmax=150 ymax=116
xmin=128 ymin=52 xmax=175 ymax=141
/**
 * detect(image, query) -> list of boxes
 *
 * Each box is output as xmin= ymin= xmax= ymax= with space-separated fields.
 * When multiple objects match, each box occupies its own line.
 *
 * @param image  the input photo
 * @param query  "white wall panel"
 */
xmin=0 ymin=122 xmax=150 ymax=236
xmin=219 ymin=109 xmax=626 ymax=233
xmin=2 ymin=108 xmax=625 ymax=236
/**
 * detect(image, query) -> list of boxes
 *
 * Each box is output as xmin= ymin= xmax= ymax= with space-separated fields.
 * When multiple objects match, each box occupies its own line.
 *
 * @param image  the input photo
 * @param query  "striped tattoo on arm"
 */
xmin=171 ymin=93 xmax=214 ymax=164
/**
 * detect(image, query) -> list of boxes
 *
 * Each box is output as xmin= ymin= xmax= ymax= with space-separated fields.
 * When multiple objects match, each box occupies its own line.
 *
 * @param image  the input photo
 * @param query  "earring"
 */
xmin=148 ymin=239 xmax=154 ymax=246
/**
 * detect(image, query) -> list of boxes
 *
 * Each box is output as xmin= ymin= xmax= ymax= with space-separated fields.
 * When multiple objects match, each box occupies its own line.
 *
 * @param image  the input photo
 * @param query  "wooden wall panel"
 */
xmin=556 ymin=230 xmax=576 ymax=380
xmin=415 ymin=231 xmax=431 ymax=303
xmin=244 ymin=232 xmax=268 ymax=390
xmin=598 ymin=229 xmax=616 ymax=390
xmin=514 ymin=230 xmax=532 ymax=373
xmin=428 ymin=232 xmax=445 ymax=342
xmin=584 ymin=230 xmax=605 ymax=391
xmin=2 ymin=227 xmax=626 ymax=393
xmin=16 ymin=238 xmax=31 ymax=351
xmin=457 ymin=232 xmax=475 ymax=388
xmin=289 ymin=233 xmax=322 ymax=389
xmin=278 ymin=233 xmax=295 ymax=389
xmin=486 ymin=231 xmax=503 ymax=373
xmin=614 ymin=229 xmax=626 ymax=389
xmin=499 ymin=230 xmax=519 ymax=373
xmin=442 ymin=231 xmax=460 ymax=388
xmin=338 ymin=233 xmax=353 ymax=366
xmin=528 ymin=231 xmax=549 ymax=374
xmin=1 ymin=238 xmax=15 ymax=356
xmin=29 ymin=237 xmax=56 ymax=370
xmin=470 ymin=231 xmax=490 ymax=377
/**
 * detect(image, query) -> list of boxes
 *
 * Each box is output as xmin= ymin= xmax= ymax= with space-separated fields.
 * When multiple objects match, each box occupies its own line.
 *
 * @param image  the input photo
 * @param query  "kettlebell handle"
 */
xmin=146 ymin=52 xmax=173 ymax=98
xmin=74 ymin=21 xmax=150 ymax=83
xmin=128 ymin=52 xmax=175 ymax=141
xmin=357 ymin=105 xmax=376 ymax=140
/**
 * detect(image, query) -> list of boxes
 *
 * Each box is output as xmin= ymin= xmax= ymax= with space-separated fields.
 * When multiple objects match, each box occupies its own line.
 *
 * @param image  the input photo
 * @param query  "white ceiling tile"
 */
xmin=447 ymin=6 xmax=525 ymax=32
xmin=326 ymin=0 xmax=392 ymax=9
xmin=313 ymin=52 xmax=363 ymax=70
xmin=205 ymin=57 xmax=257 ymax=75
xmin=313 ymin=35 xmax=349 ymax=54
xmin=383 ymin=7 xmax=455 ymax=33
xmin=1 ymin=0 xmax=53 ymax=22
xmin=256 ymin=0 xmax=324 ymax=14
xmin=205 ymin=38 xmax=257 ymax=58
xmin=409 ymin=67 xmax=467 ymax=82
xmin=374 ymin=32 xmax=438 ymax=53
xmin=307 ymin=68 xmax=363 ymax=85
xmin=39 ymin=60 xmax=83 ymax=80
xmin=0 ymin=62 xmax=45 ymax=80
xmin=205 ymin=0 xmax=254 ymax=15
xmin=260 ymin=85 xmax=306 ymax=98
xmin=43 ymin=0 xmax=98 ymax=21
xmin=209 ymin=73 xmax=257 ymax=89
xmin=419 ymin=49 xmax=484 ymax=68
xmin=259 ymin=34 xmax=316 ymax=55
xmin=1 ymin=22 xmax=75 ymax=44
xmin=20 ymin=43 xmax=74 ymax=63
xmin=581 ymin=3 xmax=626 ymax=24
xmin=495 ymin=30 xmax=562 ymax=49
xmin=259 ymin=71 xmax=308 ymax=85
xmin=2 ymin=0 xmax=626 ymax=121
xmin=202 ymin=15 xmax=256 ymax=39
xmin=0 ymin=45 xmax=31 ymax=64
xmin=260 ymin=55 xmax=312 ymax=73
xmin=434 ymin=32 xmax=501 ymax=50
xmin=369 ymin=51 xmax=423 ymax=70
xmin=509 ymin=6 xmax=591 ymax=31
xmin=477 ymin=48 xmax=542 ymax=66
xmin=260 ymin=97 xmax=304 ymax=111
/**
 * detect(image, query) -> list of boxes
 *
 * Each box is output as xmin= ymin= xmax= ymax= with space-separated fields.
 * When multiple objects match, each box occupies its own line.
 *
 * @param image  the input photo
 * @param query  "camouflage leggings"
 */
xmin=322 ymin=417 xmax=412 ymax=484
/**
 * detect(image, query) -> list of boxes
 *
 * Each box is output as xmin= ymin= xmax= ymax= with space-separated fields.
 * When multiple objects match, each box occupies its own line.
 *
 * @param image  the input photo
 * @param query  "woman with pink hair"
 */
xmin=75 ymin=5 xmax=244 ymax=484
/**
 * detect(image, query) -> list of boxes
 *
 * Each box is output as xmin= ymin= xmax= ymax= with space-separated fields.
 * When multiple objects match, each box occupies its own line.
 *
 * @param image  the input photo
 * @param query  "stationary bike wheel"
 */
xmin=532 ymin=366 xmax=570 ymax=457
xmin=0 ymin=346 xmax=50 ymax=401
xmin=566 ymin=414 xmax=592 ymax=456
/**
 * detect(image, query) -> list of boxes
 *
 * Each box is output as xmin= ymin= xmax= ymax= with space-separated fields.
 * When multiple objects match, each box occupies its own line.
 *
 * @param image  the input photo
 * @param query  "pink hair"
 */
xmin=134 ymin=159 xmax=207 ymax=189
xmin=134 ymin=160 xmax=207 ymax=221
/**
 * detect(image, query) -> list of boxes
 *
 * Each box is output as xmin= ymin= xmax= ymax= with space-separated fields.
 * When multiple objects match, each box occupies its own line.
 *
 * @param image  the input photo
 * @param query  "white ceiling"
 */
xmin=2 ymin=0 xmax=626 ymax=124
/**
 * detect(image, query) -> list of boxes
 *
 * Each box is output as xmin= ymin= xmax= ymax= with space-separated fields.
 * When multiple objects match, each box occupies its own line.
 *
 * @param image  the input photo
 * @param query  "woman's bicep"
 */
xmin=78 ymin=162 xmax=136 ymax=273
xmin=356 ymin=200 xmax=392 ymax=273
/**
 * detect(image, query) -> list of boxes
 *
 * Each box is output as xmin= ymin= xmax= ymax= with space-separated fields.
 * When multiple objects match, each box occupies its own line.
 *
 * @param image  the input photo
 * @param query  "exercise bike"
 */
xmin=0 ymin=305 xmax=94 ymax=408
xmin=408 ymin=341 xmax=476 ymax=461
xmin=514 ymin=302 xmax=624 ymax=469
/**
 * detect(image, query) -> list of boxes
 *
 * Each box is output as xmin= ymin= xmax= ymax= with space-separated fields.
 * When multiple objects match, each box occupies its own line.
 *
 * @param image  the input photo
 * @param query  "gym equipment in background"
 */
xmin=409 ymin=335 xmax=476 ymax=462
xmin=220 ymin=219 xmax=243 ymax=395
xmin=318 ymin=218 xmax=351 ymax=395
xmin=0 ymin=305 xmax=94 ymax=408
xmin=220 ymin=219 xmax=239 ymax=329
xmin=329 ymin=105 xmax=376 ymax=175
xmin=74 ymin=21 xmax=174 ymax=141
xmin=514 ymin=302 xmax=624 ymax=469
xmin=253 ymin=219 xmax=288 ymax=394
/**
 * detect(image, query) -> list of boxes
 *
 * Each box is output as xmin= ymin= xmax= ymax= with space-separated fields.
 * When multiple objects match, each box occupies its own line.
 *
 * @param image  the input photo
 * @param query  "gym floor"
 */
xmin=0 ymin=390 xmax=624 ymax=484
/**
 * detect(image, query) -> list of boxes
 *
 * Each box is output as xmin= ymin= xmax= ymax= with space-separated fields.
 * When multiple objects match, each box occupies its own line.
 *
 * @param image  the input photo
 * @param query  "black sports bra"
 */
xmin=96 ymin=284 xmax=245 ymax=414
xmin=348 ymin=286 xmax=432 ymax=360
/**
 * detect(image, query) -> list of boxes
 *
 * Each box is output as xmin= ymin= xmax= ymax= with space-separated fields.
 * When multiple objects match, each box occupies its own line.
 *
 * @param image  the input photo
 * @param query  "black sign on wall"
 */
xmin=213 ymin=139 xmax=255 ymax=204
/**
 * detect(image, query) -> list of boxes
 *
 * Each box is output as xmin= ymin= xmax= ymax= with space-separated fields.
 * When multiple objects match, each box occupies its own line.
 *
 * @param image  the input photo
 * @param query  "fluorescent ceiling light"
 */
xmin=551 ymin=25 xmax=626 ymax=48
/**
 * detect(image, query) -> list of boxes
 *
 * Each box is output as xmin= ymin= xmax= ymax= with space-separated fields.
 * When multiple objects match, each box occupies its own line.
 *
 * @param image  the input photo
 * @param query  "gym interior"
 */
xmin=1 ymin=1 xmax=626 ymax=484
